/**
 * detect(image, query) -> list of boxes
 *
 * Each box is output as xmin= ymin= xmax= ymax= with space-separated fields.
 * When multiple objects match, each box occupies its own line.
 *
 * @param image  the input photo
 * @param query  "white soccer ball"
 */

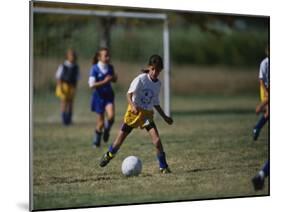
xmin=121 ymin=156 xmax=142 ymax=176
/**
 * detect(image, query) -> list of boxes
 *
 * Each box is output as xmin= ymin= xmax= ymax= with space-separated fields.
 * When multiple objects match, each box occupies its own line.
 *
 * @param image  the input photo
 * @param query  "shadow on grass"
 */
xmin=172 ymin=108 xmax=253 ymax=116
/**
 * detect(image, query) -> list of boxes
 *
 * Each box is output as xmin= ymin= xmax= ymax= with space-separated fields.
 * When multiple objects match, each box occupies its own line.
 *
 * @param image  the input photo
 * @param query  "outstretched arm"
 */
xmin=154 ymin=105 xmax=173 ymax=125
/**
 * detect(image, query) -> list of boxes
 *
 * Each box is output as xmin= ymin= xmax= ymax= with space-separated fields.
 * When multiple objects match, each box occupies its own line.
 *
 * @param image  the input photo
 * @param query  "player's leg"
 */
xmin=252 ymin=160 xmax=269 ymax=190
xmin=253 ymin=87 xmax=268 ymax=141
xmin=103 ymin=103 xmax=115 ymax=142
xmin=253 ymin=112 xmax=268 ymax=141
xmin=69 ymin=99 xmax=74 ymax=124
xmin=60 ymin=100 xmax=68 ymax=125
xmin=146 ymin=122 xmax=171 ymax=173
xmin=93 ymin=113 xmax=105 ymax=147
xmin=100 ymin=123 xmax=133 ymax=167
xmin=65 ymin=99 xmax=73 ymax=125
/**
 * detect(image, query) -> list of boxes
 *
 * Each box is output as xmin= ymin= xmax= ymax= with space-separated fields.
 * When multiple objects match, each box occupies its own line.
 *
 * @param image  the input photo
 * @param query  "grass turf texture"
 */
xmin=32 ymin=92 xmax=268 ymax=210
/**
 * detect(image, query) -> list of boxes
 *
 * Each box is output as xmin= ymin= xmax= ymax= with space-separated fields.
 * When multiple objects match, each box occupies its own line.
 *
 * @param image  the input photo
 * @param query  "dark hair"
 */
xmin=92 ymin=47 xmax=109 ymax=64
xmin=141 ymin=54 xmax=163 ymax=73
xmin=149 ymin=54 xmax=163 ymax=69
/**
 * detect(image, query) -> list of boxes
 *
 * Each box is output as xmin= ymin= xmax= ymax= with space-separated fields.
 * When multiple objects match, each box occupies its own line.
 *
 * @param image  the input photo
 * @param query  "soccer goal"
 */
xmin=31 ymin=5 xmax=171 ymax=115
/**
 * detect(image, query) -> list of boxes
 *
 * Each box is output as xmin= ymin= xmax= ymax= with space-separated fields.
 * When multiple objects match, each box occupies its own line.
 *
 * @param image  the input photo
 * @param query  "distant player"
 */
xmin=99 ymin=55 xmax=173 ymax=174
xmin=253 ymin=46 xmax=269 ymax=140
xmin=55 ymin=48 xmax=80 ymax=125
xmin=88 ymin=48 xmax=117 ymax=147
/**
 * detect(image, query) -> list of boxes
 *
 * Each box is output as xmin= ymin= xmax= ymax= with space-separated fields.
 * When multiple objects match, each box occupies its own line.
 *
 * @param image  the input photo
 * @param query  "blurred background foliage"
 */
xmin=33 ymin=2 xmax=269 ymax=95
xmin=34 ymin=2 xmax=268 ymax=67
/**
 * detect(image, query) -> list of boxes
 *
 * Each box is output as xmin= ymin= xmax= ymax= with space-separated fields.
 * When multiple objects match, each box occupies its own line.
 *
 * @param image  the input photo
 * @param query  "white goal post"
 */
xmin=33 ymin=6 xmax=171 ymax=116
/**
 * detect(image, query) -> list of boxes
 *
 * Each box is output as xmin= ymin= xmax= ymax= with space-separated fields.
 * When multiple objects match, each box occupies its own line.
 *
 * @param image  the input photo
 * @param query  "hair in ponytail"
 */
xmin=92 ymin=47 xmax=109 ymax=65
xmin=141 ymin=55 xmax=163 ymax=73
xmin=92 ymin=52 xmax=99 ymax=65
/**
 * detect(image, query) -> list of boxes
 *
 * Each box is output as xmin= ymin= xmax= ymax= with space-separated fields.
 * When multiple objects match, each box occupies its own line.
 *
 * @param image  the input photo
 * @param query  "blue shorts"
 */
xmin=91 ymin=93 xmax=114 ymax=114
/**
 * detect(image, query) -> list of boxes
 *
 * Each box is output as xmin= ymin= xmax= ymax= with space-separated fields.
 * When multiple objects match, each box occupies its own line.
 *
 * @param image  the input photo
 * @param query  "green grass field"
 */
xmin=32 ymin=91 xmax=268 ymax=210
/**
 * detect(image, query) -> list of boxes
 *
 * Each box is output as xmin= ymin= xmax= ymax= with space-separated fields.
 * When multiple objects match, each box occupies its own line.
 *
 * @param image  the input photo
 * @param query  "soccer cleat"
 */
xmin=252 ymin=128 xmax=260 ymax=141
xmin=160 ymin=167 xmax=172 ymax=174
xmin=252 ymin=174 xmax=265 ymax=191
xmin=92 ymin=143 xmax=100 ymax=148
xmin=92 ymin=138 xmax=101 ymax=148
xmin=103 ymin=129 xmax=110 ymax=143
xmin=99 ymin=152 xmax=114 ymax=167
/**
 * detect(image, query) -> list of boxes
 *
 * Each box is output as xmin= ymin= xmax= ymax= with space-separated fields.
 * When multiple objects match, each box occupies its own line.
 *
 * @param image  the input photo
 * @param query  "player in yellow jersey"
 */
xmin=55 ymin=49 xmax=80 ymax=125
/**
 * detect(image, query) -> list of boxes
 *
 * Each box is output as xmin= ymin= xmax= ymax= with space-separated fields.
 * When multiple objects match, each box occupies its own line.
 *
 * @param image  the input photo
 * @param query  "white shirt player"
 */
xmin=127 ymin=73 xmax=161 ymax=111
xmin=259 ymin=57 xmax=269 ymax=88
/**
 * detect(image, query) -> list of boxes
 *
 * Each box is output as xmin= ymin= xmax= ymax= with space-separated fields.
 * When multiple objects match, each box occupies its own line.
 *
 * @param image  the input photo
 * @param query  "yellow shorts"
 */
xmin=124 ymin=104 xmax=154 ymax=129
xmin=260 ymin=85 xmax=268 ymax=102
xmin=55 ymin=82 xmax=75 ymax=101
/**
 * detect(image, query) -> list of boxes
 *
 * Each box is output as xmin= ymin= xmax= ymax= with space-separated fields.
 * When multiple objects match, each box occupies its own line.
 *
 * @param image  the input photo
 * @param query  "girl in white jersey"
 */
xmin=253 ymin=46 xmax=269 ymax=141
xmin=99 ymin=55 xmax=173 ymax=173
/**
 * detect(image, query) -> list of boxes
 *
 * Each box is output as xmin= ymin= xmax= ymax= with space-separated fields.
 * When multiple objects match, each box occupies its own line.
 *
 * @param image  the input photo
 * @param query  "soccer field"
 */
xmin=32 ymin=92 xmax=268 ymax=210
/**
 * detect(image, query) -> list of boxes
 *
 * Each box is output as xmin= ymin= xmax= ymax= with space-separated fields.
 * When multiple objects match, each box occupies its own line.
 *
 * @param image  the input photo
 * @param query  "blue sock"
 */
xmin=108 ymin=144 xmax=119 ymax=154
xmin=262 ymin=160 xmax=269 ymax=177
xmin=93 ymin=130 xmax=102 ymax=145
xmin=62 ymin=112 xmax=68 ymax=125
xmin=105 ymin=119 xmax=114 ymax=131
xmin=66 ymin=112 xmax=72 ymax=124
xmin=157 ymin=152 xmax=168 ymax=169
xmin=254 ymin=115 xmax=268 ymax=131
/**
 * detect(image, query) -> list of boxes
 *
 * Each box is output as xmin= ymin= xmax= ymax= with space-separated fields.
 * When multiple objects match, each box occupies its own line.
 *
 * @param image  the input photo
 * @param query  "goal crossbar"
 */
xmin=33 ymin=7 xmax=167 ymax=20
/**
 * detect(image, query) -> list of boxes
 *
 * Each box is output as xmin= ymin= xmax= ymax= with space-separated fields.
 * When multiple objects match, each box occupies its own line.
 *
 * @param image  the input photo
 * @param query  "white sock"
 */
xmin=258 ymin=170 xmax=265 ymax=179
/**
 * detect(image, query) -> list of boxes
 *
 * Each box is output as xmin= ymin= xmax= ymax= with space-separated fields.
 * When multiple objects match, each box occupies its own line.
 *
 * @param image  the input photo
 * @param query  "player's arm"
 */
xmin=74 ymin=66 xmax=80 ymax=88
xmin=111 ymin=66 xmax=118 ymax=83
xmin=126 ymin=77 xmax=141 ymax=114
xmin=55 ymin=65 xmax=66 ymax=93
xmin=127 ymin=92 xmax=139 ymax=114
xmin=256 ymin=98 xmax=269 ymax=114
xmin=259 ymin=79 xmax=268 ymax=99
xmin=56 ymin=79 xmax=65 ymax=93
xmin=154 ymin=105 xmax=173 ymax=125
xmin=88 ymin=75 xmax=113 ymax=89
xmin=91 ymin=77 xmax=112 ymax=89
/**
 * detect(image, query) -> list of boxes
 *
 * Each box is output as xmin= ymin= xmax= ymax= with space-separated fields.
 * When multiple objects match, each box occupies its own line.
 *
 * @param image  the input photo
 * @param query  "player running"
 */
xmin=253 ymin=46 xmax=269 ymax=141
xmin=88 ymin=48 xmax=117 ymax=148
xmin=99 ymin=54 xmax=173 ymax=174
xmin=55 ymin=48 xmax=80 ymax=125
xmin=252 ymin=97 xmax=269 ymax=190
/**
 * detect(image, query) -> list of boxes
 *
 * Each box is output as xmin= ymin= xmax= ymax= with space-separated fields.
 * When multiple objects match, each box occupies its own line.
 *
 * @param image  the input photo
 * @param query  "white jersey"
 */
xmin=127 ymin=73 xmax=161 ymax=111
xmin=259 ymin=57 xmax=269 ymax=88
